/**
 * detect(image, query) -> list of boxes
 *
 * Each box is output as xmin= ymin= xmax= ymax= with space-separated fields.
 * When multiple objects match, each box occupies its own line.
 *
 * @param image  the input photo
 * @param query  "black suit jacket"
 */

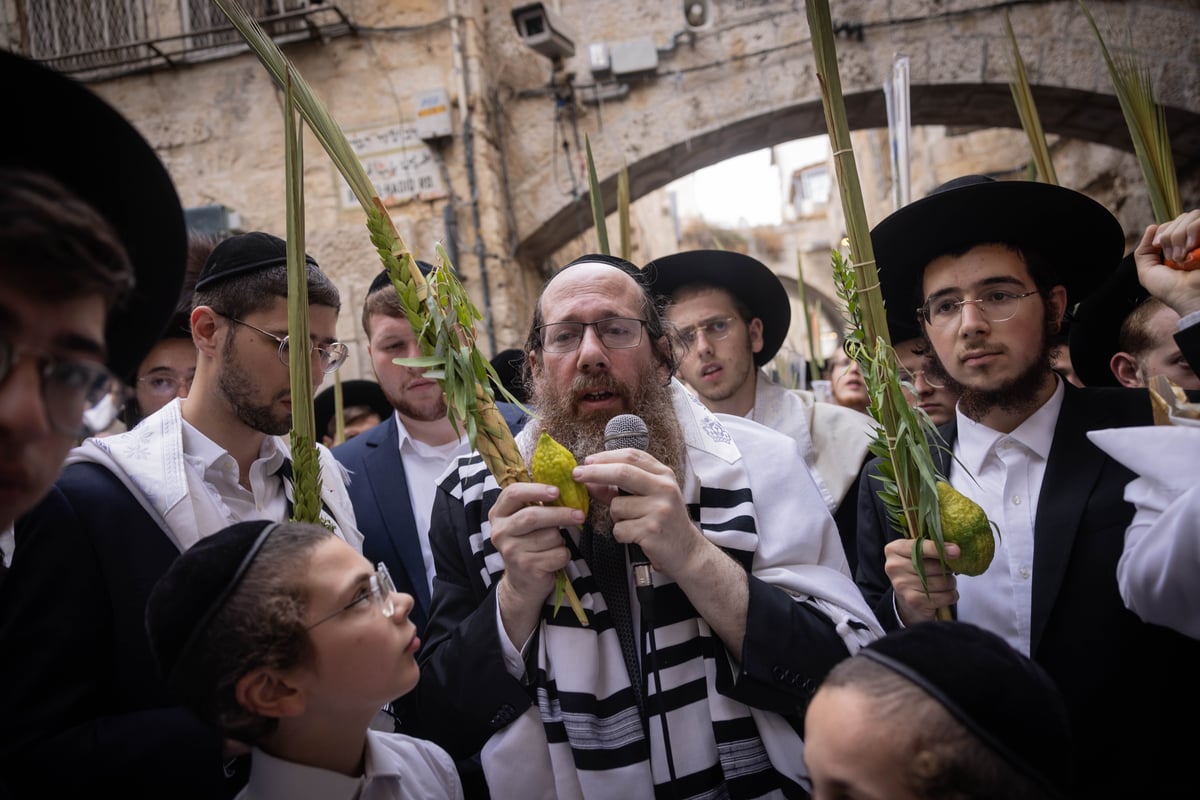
xmin=1176 ymin=317 xmax=1200 ymax=371
xmin=0 ymin=464 xmax=245 ymax=798
xmin=855 ymin=384 xmax=1200 ymax=797
xmin=332 ymin=404 xmax=527 ymax=638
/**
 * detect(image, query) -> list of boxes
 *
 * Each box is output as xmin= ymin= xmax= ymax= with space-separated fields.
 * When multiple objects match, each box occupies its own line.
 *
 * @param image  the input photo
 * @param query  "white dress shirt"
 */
xmin=237 ymin=729 xmax=462 ymax=800
xmin=394 ymin=412 xmax=470 ymax=594
xmin=949 ymin=378 xmax=1064 ymax=656
xmin=181 ymin=418 xmax=289 ymax=525
xmin=1089 ymin=424 xmax=1200 ymax=638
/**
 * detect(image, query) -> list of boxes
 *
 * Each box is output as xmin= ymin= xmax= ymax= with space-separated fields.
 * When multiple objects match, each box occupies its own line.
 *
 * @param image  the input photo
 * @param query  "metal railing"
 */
xmin=1 ymin=0 xmax=356 ymax=81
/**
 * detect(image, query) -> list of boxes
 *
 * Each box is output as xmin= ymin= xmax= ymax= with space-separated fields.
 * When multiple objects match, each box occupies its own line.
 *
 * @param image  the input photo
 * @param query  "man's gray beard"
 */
xmin=533 ymin=366 xmax=687 ymax=537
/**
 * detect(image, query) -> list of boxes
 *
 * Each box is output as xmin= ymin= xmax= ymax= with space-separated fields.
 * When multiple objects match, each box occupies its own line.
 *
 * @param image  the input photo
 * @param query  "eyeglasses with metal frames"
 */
xmin=678 ymin=316 xmax=740 ymax=346
xmin=306 ymin=562 xmax=397 ymax=630
xmin=536 ymin=317 xmax=647 ymax=353
xmin=918 ymin=290 xmax=1039 ymax=328
xmin=215 ymin=312 xmax=349 ymax=374
xmin=898 ymin=365 xmax=946 ymax=390
xmin=0 ymin=336 xmax=128 ymax=437
xmin=136 ymin=373 xmax=195 ymax=397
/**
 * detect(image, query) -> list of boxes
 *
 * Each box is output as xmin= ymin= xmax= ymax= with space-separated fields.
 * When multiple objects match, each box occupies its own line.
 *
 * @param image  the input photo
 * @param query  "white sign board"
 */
xmin=339 ymin=123 xmax=447 ymax=209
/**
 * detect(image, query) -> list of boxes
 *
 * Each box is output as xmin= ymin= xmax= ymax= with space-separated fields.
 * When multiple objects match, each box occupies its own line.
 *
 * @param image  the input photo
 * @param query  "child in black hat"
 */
xmin=804 ymin=621 xmax=1072 ymax=800
xmin=146 ymin=519 xmax=463 ymax=799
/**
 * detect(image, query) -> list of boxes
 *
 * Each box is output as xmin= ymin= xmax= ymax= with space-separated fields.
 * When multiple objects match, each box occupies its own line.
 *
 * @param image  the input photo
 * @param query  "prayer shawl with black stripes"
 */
xmin=440 ymin=381 xmax=881 ymax=799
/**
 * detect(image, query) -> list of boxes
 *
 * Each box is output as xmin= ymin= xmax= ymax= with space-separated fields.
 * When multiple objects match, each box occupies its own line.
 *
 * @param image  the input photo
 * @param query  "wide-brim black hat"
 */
xmin=1068 ymin=253 xmax=1146 ymax=387
xmin=646 ymin=250 xmax=791 ymax=366
xmin=871 ymin=176 xmax=1125 ymax=330
xmin=314 ymin=379 xmax=392 ymax=439
xmin=2 ymin=50 xmax=187 ymax=381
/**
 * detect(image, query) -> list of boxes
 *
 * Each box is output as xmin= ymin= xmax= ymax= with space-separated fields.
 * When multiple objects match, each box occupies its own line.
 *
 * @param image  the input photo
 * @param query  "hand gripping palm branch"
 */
xmin=214 ymin=0 xmax=586 ymax=624
xmin=807 ymin=1 xmax=997 ymax=610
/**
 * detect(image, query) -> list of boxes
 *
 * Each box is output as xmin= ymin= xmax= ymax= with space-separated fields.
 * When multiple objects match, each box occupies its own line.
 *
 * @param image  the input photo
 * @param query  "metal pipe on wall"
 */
xmin=449 ymin=0 xmax=497 ymax=353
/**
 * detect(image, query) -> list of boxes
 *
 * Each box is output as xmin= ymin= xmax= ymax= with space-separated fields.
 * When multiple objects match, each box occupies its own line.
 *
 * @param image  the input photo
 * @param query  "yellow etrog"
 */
xmin=532 ymin=432 xmax=589 ymax=516
xmin=936 ymin=481 xmax=995 ymax=577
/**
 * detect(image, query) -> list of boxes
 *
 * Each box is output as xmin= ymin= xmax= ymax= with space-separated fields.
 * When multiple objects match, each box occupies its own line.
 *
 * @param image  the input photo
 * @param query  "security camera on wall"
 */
xmin=512 ymin=2 xmax=575 ymax=61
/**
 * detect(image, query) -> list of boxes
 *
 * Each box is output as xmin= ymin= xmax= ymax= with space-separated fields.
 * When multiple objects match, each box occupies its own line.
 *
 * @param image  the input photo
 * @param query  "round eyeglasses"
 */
xmin=918 ymin=290 xmax=1039 ymax=328
xmin=898 ymin=366 xmax=946 ymax=390
xmin=678 ymin=316 xmax=739 ymax=346
xmin=136 ymin=373 xmax=194 ymax=398
xmin=216 ymin=312 xmax=349 ymax=374
xmin=0 ymin=336 xmax=128 ymax=438
xmin=536 ymin=317 xmax=646 ymax=353
xmin=307 ymin=562 xmax=397 ymax=630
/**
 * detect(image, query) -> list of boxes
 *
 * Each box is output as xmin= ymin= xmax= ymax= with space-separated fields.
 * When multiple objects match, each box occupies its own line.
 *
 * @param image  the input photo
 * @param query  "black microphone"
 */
xmin=603 ymin=414 xmax=653 ymax=591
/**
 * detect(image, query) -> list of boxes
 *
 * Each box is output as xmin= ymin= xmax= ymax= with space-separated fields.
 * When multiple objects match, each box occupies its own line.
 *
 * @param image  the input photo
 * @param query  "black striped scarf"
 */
xmin=448 ymin=383 xmax=880 ymax=799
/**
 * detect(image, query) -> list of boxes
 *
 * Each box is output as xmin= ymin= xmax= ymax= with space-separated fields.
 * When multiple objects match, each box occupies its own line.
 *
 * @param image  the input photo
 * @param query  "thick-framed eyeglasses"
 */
xmin=536 ymin=317 xmax=646 ymax=353
xmin=0 ymin=336 xmax=128 ymax=438
xmin=307 ymin=562 xmax=397 ymax=630
xmin=918 ymin=290 xmax=1039 ymax=328
xmin=678 ymin=316 xmax=740 ymax=346
xmin=898 ymin=366 xmax=946 ymax=390
xmin=136 ymin=373 xmax=194 ymax=398
xmin=215 ymin=312 xmax=349 ymax=373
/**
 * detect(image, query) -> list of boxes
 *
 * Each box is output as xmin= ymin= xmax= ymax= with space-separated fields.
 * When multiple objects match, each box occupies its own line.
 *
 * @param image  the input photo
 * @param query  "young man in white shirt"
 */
xmin=333 ymin=267 xmax=527 ymax=639
xmin=855 ymin=175 xmax=1200 ymax=798
xmin=648 ymin=249 xmax=875 ymax=572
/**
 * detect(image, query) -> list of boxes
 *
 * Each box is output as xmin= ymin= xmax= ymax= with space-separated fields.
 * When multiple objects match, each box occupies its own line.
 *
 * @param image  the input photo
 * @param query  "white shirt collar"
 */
xmin=956 ymin=376 xmax=1064 ymax=474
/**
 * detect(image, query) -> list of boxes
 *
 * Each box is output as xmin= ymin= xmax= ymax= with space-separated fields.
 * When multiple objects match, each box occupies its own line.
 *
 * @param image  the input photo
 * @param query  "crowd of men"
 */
xmin=2 ymin=49 xmax=1199 ymax=800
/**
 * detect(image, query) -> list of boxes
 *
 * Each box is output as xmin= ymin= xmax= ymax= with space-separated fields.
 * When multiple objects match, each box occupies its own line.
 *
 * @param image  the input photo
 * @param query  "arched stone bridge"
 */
xmin=498 ymin=0 xmax=1200 ymax=276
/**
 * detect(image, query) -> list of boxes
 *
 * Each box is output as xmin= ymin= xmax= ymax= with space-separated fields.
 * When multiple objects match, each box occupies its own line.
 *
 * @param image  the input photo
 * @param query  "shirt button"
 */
xmin=1012 ymin=495 xmax=1021 ymax=505
xmin=1019 ymin=566 xmax=1031 ymax=579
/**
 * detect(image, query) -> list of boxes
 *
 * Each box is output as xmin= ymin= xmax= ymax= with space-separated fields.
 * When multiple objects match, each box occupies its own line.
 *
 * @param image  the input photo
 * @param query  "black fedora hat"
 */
xmin=646 ymin=250 xmax=791 ymax=366
xmin=871 ymin=176 xmax=1125 ymax=330
xmin=314 ymin=379 xmax=392 ymax=440
xmin=1068 ymin=254 xmax=1147 ymax=387
xmin=1 ymin=50 xmax=187 ymax=381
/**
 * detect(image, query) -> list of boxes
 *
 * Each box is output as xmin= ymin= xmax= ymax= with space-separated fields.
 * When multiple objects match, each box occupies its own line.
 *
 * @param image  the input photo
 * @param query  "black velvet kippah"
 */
xmin=861 ymin=621 xmax=1072 ymax=798
xmin=145 ymin=520 xmax=278 ymax=690
xmin=367 ymin=259 xmax=435 ymax=295
xmin=194 ymin=231 xmax=318 ymax=290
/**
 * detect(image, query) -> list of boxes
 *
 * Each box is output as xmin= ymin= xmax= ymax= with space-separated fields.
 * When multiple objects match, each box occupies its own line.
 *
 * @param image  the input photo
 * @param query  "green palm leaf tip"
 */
xmin=1003 ymin=10 xmax=1058 ymax=185
xmin=831 ymin=251 xmax=951 ymax=590
xmin=283 ymin=67 xmax=326 ymax=527
xmin=1079 ymin=0 xmax=1181 ymax=223
xmin=585 ymin=135 xmax=610 ymax=255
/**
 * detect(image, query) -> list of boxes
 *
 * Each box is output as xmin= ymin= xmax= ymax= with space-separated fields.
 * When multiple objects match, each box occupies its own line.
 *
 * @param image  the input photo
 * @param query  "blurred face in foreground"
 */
xmin=0 ymin=282 xmax=107 ymax=530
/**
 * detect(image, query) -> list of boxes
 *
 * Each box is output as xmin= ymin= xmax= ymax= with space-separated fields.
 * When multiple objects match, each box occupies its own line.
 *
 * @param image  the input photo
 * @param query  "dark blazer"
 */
xmin=1176 ymin=318 xmax=1200 ymax=371
xmin=855 ymin=384 xmax=1200 ymax=798
xmin=332 ymin=403 xmax=527 ymax=637
xmin=0 ymin=464 xmax=246 ymax=799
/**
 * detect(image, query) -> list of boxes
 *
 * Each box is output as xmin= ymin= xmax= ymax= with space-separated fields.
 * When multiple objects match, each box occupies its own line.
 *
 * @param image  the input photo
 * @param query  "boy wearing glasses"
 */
xmin=854 ymin=175 xmax=1200 ymax=797
xmin=648 ymin=249 xmax=875 ymax=572
xmin=145 ymin=520 xmax=462 ymax=799
xmin=0 ymin=231 xmax=362 ymax=797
